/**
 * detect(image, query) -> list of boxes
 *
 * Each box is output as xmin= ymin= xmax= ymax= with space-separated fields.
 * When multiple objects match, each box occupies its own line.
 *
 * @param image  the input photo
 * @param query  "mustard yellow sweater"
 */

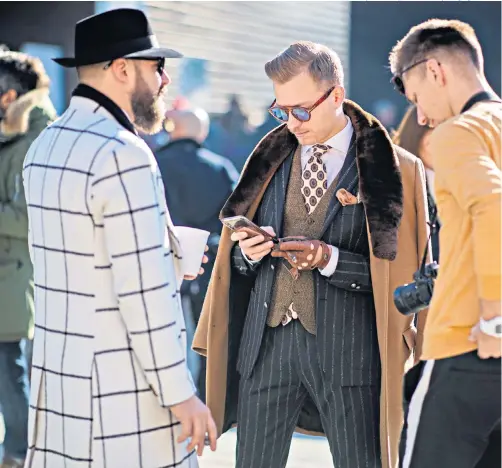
xmin=422 ymin=100 xmax=501 ymax=360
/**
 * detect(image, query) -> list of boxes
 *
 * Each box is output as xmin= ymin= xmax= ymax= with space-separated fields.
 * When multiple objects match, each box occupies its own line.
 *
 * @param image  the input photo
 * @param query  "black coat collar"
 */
xmin=72 ymin=84 xmax=137 ymax=135
xmin=221 ymin=99 xmax=404 ymax=261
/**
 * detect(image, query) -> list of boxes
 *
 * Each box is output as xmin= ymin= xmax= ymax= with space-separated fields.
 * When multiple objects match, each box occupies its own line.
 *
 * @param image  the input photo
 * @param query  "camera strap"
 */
xmin=418 ymin=206 xmax=437 ymax=274
xmin=461 ymin=91 xmax=501 ymax=113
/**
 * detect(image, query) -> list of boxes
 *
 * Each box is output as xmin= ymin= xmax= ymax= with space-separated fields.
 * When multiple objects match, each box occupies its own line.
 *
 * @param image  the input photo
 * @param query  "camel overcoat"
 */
xmin=193 ymin=100 xmax=431 ymax=468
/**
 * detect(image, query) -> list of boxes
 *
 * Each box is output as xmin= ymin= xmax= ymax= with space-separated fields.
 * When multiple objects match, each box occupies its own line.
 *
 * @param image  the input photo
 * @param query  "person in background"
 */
xmin=205 ymin=95 xmax=255 ymax=171
xmin=156 ymin=107 xmax=239 ymax=401
xmin=393 ymin=106 xmax=440 ymax=262
xmin=0 ymin=51 xmax=56 ymax=468
xmin=390 ymin=18 xmax=501 ymax=468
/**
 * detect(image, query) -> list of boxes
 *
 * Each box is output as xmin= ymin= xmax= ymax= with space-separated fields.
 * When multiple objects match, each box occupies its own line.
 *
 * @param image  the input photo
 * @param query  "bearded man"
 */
xmin=22 ymin=9 xmax=216 ymax=467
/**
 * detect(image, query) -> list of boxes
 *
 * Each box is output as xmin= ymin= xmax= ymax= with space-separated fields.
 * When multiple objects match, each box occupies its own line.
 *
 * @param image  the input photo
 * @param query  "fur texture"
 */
xmin=221 ymin=99 xmax=404 ymax=260
xmin=0 ymin=87 xmax=50 ymax=136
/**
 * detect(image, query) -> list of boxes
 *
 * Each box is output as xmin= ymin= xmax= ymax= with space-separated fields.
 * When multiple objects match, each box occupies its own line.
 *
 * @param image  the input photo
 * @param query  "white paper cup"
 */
xmin=175 ymin=226 xmax=210 ymax=277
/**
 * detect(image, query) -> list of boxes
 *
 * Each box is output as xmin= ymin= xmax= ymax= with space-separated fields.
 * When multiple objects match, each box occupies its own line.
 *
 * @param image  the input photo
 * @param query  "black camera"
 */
xmin=394 ymin=262 xmax=439 ymax=315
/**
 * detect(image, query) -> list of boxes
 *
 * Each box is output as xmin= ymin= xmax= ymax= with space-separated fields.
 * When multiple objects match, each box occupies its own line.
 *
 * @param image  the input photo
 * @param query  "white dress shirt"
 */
xmin=306 ymin=116 xmax=354 ymax=276
xmin=245 ymin=116 xmax=354 ymax=278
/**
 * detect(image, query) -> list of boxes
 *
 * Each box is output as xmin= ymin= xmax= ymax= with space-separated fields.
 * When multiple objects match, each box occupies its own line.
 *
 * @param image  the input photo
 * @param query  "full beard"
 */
xmin=131 ymin=73 xmax=166 ymax=135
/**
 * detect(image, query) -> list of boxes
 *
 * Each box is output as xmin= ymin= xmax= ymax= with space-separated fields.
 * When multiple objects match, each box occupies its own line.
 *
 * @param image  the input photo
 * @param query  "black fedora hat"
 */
xmin=53 ymin=8 xmax=183 ymax=68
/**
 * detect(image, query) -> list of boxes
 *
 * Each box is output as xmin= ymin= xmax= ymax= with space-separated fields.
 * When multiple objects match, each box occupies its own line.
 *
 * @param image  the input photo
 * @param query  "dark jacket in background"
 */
xmin=155 ymin=138 xmax=239 ymax=234
xmin=155 ymin=137 xmax=238 ymax=401
xmin=0 ymin=87 xmax=56 ymax=341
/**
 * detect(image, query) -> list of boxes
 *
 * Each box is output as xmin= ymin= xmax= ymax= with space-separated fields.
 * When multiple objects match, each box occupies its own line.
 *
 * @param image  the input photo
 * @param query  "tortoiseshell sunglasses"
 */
xmin=268 ymin=86 xmax=335 ymax=123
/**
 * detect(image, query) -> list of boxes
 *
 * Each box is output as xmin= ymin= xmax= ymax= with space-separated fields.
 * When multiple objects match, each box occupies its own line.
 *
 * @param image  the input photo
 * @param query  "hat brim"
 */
xmin=52 ymin=47 xmax=183 ymax=68
xmin=125 ymin=47 xmax=183 ymax=60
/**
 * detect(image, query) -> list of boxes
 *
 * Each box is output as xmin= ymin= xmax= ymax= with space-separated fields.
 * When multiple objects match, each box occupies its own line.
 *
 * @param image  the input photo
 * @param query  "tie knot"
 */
xmin=311 ymin=144 xmax=331 ymax=159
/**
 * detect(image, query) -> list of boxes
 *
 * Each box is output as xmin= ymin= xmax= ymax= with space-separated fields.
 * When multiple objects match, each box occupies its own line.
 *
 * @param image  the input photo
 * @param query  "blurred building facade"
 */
xmin=143 ymin=1 xmax=351 ymax=120
xmin=0 ymin=1 xmax=500 ymax=125
xmin=0 ymin=1 xmax=351 ymax=120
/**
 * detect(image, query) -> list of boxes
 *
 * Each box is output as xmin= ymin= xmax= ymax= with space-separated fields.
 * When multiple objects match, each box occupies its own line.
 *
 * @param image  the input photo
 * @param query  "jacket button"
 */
xmin=307 ymin=218 xmax=315 ymax=225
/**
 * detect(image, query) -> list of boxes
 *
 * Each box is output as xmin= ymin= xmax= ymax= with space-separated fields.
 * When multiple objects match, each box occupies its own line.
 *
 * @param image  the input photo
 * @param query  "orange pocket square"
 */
xmin=336 ymin=189 xmax=361 ymax=206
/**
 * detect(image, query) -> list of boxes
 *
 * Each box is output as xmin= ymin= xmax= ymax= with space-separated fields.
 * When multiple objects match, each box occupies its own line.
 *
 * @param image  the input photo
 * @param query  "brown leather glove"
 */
xmin=271 ymin=237 xmax=331 ymax=272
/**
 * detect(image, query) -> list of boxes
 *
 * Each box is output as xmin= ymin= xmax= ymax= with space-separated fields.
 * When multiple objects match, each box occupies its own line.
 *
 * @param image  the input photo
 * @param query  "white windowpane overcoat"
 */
xmin=22 ymin=92 xmax=199 ymax=468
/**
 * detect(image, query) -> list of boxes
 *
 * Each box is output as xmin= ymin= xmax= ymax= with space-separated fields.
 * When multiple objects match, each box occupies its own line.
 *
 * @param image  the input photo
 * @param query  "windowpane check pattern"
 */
xmin=23 ymin=96 xmax=198 ymax=467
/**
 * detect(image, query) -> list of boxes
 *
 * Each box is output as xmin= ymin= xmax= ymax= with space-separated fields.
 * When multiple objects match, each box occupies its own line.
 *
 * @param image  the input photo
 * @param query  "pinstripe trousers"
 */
xmin=236 ymin=320 xmax=381 ymax=468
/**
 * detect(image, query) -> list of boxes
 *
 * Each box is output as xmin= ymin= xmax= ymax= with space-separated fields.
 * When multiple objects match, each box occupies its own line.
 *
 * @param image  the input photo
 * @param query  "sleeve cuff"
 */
xmin=162 ymin=366 xmax=197 ymax=407
xmin=319 ymin=245 xmax=339 ymax=277
xmin=243 ymin=250 xmax=261 ymax=265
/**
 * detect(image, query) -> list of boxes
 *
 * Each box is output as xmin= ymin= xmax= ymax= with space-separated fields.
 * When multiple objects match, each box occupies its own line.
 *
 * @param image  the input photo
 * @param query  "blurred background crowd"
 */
xmin=0 ymin=1 xmax=500 ymax=466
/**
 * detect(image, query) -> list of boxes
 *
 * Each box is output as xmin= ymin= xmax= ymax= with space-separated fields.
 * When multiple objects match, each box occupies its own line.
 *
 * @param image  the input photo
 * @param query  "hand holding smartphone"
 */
xmin=221 ymin=216 xmax=277 ymax=261
xmin=221 ymin=216 xmax=278 ymax=243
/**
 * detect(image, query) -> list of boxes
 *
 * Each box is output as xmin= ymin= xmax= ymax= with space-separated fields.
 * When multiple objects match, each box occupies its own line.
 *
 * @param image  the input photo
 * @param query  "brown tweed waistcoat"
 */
xmin=267 ymin=147 xmax=338 ymax=334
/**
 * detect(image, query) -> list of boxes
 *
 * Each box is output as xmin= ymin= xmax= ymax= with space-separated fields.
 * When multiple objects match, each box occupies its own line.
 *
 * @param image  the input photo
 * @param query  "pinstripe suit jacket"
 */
xmin=233 ymin=140 xmax=381 ymax=386
xmin=23 ymin=85 xmax=198 ymax=468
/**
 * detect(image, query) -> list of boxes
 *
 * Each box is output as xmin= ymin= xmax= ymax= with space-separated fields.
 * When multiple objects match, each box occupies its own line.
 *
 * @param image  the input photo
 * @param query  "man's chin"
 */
xmin=295 ymin=133 xmax=315 ymax=145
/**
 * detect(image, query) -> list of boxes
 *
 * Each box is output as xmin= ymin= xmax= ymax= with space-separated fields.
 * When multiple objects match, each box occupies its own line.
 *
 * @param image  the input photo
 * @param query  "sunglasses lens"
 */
xmin=392 ymin=76 xmax=405 ymax=95
xmin=291 ymin=108 xmax=310 ymax=122
xmin=157 ymin=58 xmax=165 ymax=75
xmin=270 ymin=107 xmax=289 ymax=122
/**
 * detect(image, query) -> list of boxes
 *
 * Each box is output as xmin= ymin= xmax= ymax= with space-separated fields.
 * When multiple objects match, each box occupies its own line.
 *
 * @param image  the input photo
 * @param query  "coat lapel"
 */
xmin=320 ymin=136 xmax=358 ymax=235
xmin=221 ymin=99 xmax=404 ymax=260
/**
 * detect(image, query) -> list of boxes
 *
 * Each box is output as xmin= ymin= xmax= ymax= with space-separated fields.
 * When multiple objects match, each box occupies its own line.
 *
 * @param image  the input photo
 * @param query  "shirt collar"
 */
xmin=303 ymin=115 xmax=354 ymax=155
xmin=72 ymin=84 xmax=137 ymax=135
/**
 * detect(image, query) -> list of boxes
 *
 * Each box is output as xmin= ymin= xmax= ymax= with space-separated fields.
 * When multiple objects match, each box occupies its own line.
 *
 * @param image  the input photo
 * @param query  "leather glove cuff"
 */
xmin=316 ymin=242 xmax=331 ymax=270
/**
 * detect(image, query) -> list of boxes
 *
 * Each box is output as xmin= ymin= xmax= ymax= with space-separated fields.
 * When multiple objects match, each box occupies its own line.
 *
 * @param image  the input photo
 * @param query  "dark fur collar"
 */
xmin=221 ymin=99 xmax=403 ymax=260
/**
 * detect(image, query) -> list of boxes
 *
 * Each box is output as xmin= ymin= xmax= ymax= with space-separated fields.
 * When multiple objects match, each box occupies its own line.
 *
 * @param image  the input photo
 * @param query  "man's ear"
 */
xmin=333 ymin=85 xmax=345 ymax=106
xmin=427 ymin=59 xmax=446 ymax=87
xmin=0 ymin=89 xmax=18 ymax=110
xmin=332 ymin=86 xmax=345 ymax=104
xmin=111 ymin=58 xmax=133 ymax=85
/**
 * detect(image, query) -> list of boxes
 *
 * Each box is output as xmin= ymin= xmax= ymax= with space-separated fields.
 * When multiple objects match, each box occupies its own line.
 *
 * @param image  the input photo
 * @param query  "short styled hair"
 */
xmin=265 ymin=41 xmax=344 ymax=87
xmin=0 ymin=51 xmax=50 ymax=97
xmin=389 ymin=18 xmax=483 ymax=76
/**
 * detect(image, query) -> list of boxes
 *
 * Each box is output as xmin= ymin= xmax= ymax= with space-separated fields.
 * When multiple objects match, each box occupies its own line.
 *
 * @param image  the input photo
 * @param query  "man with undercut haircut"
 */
xmin=389 ymin=18 xmax=501 ymax=468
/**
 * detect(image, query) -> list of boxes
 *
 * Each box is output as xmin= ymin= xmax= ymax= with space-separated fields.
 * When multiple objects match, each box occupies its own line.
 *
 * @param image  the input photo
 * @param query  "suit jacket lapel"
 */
xmin=257 ymin=147 xmax=295 ymax=236
xmin=321 ymin=137 xmax=359 ymax=236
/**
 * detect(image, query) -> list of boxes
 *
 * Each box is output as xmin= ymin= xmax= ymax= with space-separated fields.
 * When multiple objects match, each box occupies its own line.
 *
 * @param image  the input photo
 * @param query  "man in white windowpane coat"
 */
xmin=22 ymin=8 xmax=216 ymax=468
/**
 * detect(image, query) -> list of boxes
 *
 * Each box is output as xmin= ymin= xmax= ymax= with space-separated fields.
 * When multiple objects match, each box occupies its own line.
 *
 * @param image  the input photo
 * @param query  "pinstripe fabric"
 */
xmin=237 ymin=321 xmax=380 ymax=468
xmin=234 ymin=142 xmax=381 ymax=386
xmin=23 ymin=92 xmax=197 ymax=468
xmin=232 ymin=141 xmax=381 ymax=466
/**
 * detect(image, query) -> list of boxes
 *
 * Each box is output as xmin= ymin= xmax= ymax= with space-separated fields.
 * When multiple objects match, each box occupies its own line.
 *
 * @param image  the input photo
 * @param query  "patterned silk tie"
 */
xmin=301 ymin=144 xmax=331 ymax=214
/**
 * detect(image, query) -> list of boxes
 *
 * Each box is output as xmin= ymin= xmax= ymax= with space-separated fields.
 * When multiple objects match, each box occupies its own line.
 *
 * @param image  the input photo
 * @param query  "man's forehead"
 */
xmin=274 ymin=81 xmax=324 ymax=107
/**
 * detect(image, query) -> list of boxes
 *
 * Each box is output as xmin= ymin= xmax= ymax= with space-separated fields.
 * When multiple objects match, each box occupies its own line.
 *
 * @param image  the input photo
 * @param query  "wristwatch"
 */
xmin=479 ymin=317 xmax=502 ymax=338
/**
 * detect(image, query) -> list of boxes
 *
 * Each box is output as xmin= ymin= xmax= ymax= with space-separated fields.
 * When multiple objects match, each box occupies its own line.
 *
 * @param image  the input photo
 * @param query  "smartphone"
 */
xmin=221 ymin=215 xmax=279 ymax=243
